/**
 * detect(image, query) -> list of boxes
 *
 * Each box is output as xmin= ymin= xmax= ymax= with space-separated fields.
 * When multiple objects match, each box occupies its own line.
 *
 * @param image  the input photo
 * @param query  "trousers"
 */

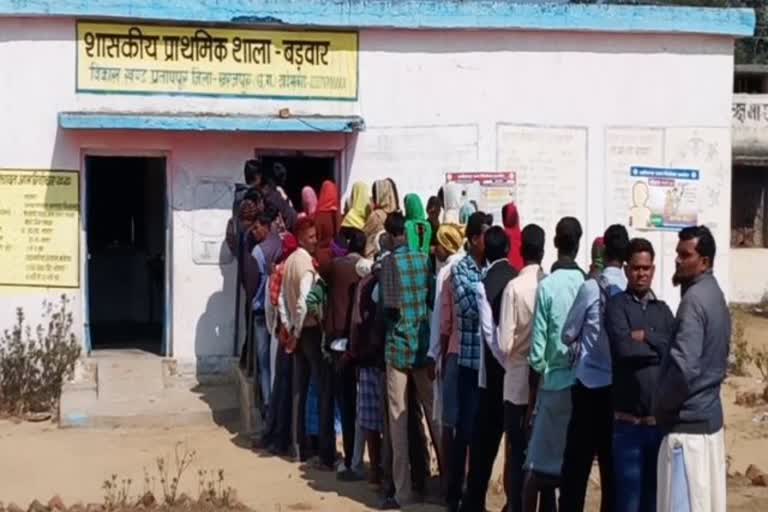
xmin=386 ymin=364 xmax=440 ymax=505
xmin=559 ymin=382 xmax=614 ymax=512
xmin=613 ymin=421 xmax=664 ymax=512
xmin=292 ymin=327 xmax=335 ymax=465
xmin=263 ymin=344 xmax=293 ymax=452
xmin=462 ymin=367 xmax=506 ymax=511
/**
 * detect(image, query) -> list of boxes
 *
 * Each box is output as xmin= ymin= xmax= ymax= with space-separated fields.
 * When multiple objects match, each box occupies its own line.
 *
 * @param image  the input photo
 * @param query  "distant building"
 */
xmin=732 ymin=65 xmax=768 ymax=302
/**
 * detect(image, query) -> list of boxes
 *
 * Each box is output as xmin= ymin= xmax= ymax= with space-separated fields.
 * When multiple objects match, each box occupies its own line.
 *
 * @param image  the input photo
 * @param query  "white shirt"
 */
xmin=278 ymin=270 xmax=316 ymax=338
xmin=475 ymin=258 xmax=509 ymax=389
xmin=428 ymin=250 xmax=465 ymax=364
xmin=496 ymin=264 xmax=545 ymax=405
xmin=476 ymin=283 xmax=496 ymax=390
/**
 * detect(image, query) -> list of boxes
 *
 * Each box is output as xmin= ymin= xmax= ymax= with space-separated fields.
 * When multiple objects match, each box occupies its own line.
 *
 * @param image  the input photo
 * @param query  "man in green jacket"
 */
xmin=522 ymin=217 xmax=585 ymax=512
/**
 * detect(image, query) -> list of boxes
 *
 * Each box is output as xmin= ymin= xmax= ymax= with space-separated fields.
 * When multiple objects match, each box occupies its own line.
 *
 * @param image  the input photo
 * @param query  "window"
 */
xmin=734 ymin=73 xmax=764 ymax=94
xmin=732 ymin=165 xmax=768 ymax=248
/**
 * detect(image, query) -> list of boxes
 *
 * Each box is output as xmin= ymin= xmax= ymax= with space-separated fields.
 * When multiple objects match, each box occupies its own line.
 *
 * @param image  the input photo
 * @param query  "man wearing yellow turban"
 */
xmin=427 ymin=223 xmax=466 ymax=497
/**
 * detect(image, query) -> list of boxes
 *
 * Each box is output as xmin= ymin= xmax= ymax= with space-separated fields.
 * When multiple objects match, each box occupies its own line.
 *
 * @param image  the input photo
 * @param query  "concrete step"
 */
xmin=59 ymin=353 xmax=239 ymax=429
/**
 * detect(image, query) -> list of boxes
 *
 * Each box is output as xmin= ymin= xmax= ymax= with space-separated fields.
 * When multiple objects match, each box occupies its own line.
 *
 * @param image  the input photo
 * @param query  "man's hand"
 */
xmin=631 ymin=329 xmax=645 ymax=343
xmin=426 ymin=358 xmax=437 ymax=381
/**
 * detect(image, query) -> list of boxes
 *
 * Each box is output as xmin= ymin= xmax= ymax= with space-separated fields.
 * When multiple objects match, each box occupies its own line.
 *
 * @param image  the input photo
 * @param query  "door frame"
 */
xmin=80 ymin=149 xmax=173 ymax=356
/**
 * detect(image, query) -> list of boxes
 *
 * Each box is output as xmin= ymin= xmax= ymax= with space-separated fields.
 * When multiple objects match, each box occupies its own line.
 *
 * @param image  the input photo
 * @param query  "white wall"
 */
xmin=0 ymin=18 xmax=736 ymax=368
xmin=731 ymin=249 xmax=768 ymax=303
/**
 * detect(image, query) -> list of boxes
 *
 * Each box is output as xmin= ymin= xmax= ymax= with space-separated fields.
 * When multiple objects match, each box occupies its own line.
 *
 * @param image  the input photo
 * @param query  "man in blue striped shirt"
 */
xmin=446 ymin=211 xmax=491 ymax=512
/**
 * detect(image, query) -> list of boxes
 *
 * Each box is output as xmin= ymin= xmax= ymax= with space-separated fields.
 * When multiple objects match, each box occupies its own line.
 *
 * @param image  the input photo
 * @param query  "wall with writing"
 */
xmin=0 ymin=15 xmax=737 ymax=364
xmin=733 ymin=94 xmax=768 ymax=157
xmin=354 ymin=29 xmax=733 ymax=305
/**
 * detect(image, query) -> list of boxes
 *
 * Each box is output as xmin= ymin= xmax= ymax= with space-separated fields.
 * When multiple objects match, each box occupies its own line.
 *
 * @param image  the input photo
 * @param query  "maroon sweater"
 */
xmin=325 ymin=253 xmax=362 ymax=341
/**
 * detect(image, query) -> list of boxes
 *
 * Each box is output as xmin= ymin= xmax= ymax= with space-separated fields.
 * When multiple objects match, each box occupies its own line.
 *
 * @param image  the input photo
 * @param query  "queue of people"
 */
xmin=227 ymin=158 xmax=731 ymax=512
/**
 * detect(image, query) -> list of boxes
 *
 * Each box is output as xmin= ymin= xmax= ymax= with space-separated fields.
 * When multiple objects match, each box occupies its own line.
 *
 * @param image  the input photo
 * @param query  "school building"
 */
xmin=0 ymin=1 xmax=755 ymax=382
xmin=732 ymin=64 xmax=768 ymax=303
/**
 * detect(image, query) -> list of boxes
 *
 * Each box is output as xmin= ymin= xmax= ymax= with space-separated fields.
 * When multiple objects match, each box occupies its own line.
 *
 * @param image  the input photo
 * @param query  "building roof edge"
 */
xmin=0 ymin=1 xmax=756 ymax=37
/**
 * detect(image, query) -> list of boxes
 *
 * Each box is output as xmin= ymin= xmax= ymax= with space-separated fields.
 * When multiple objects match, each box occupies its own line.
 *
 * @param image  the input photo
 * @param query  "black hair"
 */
xmin=437 ymin=187 xmax=444 ymax=208
xmin=484 ymin=226 xmax=510 ymax=263
xmin=243 ymin=159 xmax=261 ymax=184
xmin=385 ymin=211 xmax=406 ymax=237
xmin=271 ymin=162 xmax=288 ymax=187
xmin=345 ymin=228 xmax=366 ymax=255
xmin=255 ymin=209 xmax=276 ymax=227
xmin=555 ymin=217 xmax=583 ymax=256
xmin=603 ymin=224 xmax=630 ymax=263
xmin=386 ymin=178 xmax=400 ymax=209
xmin=243 ymin=187 xmax=263 ymax=204
xmin=679 ymin=225 xmax=716 ymax=263
xmin=427 ymin=196 xmax=441 ymax=211
xmin=466 ymin=211 xmax=489 ymax=241
xmin=627 ymin=237 xmax=655 ymax=261
xmin=521 ymin=224 xmax=545 ymax=263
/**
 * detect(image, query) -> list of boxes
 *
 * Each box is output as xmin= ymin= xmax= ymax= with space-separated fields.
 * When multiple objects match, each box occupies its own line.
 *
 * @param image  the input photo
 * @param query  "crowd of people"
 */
xmin=225 ymin=158 xmax=731 ymax=512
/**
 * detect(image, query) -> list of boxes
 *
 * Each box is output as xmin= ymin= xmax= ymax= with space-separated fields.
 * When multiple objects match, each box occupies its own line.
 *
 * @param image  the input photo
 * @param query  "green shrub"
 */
xmin=0 ymin=295 xmax=81 ymax=416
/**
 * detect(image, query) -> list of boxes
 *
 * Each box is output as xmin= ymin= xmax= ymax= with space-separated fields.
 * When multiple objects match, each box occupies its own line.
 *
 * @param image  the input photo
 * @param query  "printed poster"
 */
xmin=0 ymin=169 xmax=80 ymax=288
xmin=628 ymin=167 xmax=699 ymax=231
xmin=445 ymin=171 xmax=516 ymax=225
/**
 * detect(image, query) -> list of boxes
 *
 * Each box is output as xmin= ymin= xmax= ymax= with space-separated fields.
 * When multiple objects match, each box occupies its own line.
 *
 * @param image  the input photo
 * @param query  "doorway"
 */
xmin=85 ymin=156 xmax=167 ymax=355
xmin=258 ymin=154 xmax=337 ymax=211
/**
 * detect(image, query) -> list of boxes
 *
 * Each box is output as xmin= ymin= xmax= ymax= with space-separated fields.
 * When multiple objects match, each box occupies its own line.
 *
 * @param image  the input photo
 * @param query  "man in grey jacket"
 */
xmin=654 ymin=225 xmax=730 ymax=512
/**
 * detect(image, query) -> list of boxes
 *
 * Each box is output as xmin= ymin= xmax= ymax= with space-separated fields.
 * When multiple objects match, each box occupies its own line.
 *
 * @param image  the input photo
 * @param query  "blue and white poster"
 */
xmin=628 ymin=167 xmax=699 ymax=231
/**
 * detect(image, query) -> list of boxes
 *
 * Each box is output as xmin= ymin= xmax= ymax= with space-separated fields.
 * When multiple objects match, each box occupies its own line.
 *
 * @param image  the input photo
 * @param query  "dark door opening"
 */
xmin=85 ymin=156 xmax=166 ymax=355
xmin=259 ymin=155 xmax=336 ymax=211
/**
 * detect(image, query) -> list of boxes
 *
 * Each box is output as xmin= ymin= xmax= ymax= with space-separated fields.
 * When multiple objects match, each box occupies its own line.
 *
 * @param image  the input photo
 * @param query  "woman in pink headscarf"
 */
xmin=502 ymin=202 xmax=524 ymax=271
xmin=300 ymin=186 xmax=318 ymax=218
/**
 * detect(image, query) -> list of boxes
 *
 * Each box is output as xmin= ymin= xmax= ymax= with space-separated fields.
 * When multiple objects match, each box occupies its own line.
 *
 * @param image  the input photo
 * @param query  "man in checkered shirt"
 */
xmin=379 ymin=211 xmax=441 ymax=510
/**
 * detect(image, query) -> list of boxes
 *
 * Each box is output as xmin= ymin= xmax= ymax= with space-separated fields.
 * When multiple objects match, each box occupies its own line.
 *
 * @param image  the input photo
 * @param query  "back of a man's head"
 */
xmin=484 ymin=226 xmax=510 ymax=263
xmin=555 ymin=217 xmax=583 ymax=256
xmin=243 ymin=159 xmax=261 ymax=185
xmin=521 ymin=224 xmax=545 ymax=264
xmin=466 ymin=211 xmax=492 ymax=240
xmin=603 ymin=224 xmax=630 ymax=264
xmin=385 ymin=211 xmax=406 ymax=238
xmin=346 ymin=228 xmax=367 ymax=255
xmin=271 ymin=162 xmax=288 ymax=187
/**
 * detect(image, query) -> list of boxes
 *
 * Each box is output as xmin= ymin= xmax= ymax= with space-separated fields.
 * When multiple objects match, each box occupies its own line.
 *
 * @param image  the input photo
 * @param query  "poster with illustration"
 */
xmin=445 ymin=171 xmax=516 ymax=225
xmin=628 ymin=166 xmax=699 ymax=231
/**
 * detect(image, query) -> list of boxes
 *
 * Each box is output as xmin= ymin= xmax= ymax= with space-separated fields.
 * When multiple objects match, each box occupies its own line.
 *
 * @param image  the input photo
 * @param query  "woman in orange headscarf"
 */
xmin=313 ymin=180 xmax=341 ymax=274
xmin=502 ymin=202 xmax=524 ymax=272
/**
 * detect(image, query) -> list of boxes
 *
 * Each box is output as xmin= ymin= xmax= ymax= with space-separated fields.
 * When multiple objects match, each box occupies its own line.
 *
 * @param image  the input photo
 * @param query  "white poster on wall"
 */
xmin=605 ymin=128 xmax=665 ymax=227
xmin=497 ymin=124 xmax=588 ymax=268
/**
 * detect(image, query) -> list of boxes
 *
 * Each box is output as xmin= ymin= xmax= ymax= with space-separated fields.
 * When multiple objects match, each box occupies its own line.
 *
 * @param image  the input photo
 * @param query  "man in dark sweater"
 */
xmin=605 ymin=238 xmax=674 ymax=512
xmin=326 ymin=229 xmax=367 ymax=481
xmin=654 ymin=226 xmax=730 ymax=512
xmin=462 ymin=226 xmax=518 ymax=512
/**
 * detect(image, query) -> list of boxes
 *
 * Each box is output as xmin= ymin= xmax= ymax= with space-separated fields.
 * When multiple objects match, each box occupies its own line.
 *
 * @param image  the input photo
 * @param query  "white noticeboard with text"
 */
xmin=444 ymin=171 xmax=516 ymax=225
xmin=497 ymin=125 xmax=588 ymax=269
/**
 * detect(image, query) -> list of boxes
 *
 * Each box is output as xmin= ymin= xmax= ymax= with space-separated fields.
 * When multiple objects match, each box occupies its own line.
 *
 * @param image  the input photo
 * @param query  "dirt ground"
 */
xmin=1 ymin=310 xmax=767 ymax=511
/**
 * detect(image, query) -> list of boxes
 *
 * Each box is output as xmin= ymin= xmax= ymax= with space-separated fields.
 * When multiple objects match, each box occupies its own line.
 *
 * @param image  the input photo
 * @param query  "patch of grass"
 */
xmin=731 ymin=311 xmax=752 ymax=377
xmin=100 ymin=443 xmax=245 ymax=511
